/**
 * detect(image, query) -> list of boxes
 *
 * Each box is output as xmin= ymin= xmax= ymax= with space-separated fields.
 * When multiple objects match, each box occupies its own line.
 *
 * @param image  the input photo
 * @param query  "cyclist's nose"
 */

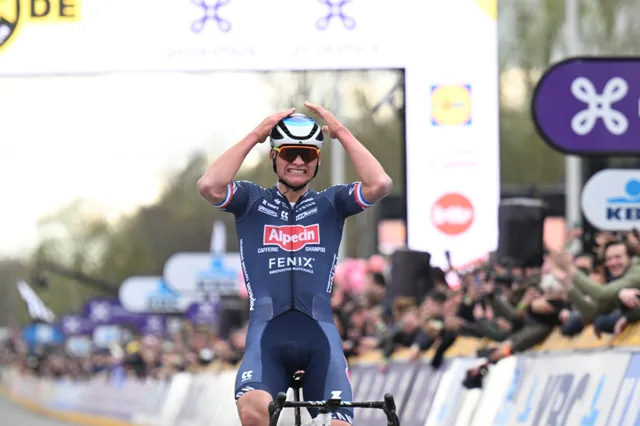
xmin=292 ymin=155 xmax=305 ymax=165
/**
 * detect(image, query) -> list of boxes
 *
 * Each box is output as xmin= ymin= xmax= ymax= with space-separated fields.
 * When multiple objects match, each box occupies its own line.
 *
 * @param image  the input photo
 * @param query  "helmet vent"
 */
xmin=270 ymin=127 xmax=284 ymax=140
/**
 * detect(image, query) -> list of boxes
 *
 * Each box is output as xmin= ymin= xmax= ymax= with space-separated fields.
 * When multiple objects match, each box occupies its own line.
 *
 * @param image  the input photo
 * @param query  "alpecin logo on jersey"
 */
xmin=263 ymin=224 xmax=320 ymax=252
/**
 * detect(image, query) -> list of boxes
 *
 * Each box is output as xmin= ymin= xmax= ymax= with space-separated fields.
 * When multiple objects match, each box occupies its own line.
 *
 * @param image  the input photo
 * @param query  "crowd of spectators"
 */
xmin=0 ymin=320 xmax=249 ymax=381
xmin=330 ymin=229 xmax=640 ymax=380
xmin=3 ymin=229 xmax=640 ymax=387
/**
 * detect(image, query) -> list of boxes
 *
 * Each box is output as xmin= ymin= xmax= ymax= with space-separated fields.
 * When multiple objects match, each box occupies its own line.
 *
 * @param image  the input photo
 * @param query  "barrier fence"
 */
xmin=2 ymin=323 xmax=640 ymax=426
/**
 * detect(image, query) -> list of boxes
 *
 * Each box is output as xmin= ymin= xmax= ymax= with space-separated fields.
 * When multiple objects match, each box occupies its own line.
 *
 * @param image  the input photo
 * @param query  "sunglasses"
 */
xmin=274 ymin=146 xmax=320 ymax=164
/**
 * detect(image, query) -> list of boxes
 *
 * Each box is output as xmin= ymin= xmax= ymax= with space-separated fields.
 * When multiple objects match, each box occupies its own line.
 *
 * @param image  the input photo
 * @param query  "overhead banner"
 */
xmin=1 ymin=0 xmax=499 ymax=269
xmin=1 ymin=0 xmax=413 ymax=74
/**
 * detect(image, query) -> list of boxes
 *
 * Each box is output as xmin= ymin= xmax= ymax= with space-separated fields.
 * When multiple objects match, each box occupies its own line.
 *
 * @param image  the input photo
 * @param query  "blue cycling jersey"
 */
xmin=213 ymin=180 xmax=373 ymax=323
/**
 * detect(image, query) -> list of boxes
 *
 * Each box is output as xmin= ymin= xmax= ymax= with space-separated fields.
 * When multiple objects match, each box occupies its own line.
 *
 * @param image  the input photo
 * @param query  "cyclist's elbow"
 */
xmin=362 ymin=174 xmax=393 ymax=203
xmin=197 ymin=176 xmax=228 ymax=205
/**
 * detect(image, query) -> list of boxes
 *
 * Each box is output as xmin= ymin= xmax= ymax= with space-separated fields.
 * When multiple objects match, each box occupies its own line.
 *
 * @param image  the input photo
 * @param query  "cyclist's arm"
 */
xmin=335 ymin=127 xmax=393 ymax=204
xmin=197 ymin=133 xmax=260 ymax=205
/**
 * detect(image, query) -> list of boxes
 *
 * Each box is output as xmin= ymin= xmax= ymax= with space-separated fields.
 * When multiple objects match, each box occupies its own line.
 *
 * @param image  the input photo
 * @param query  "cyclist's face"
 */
xmin=272 ymin=147 xmax=320 ymax=187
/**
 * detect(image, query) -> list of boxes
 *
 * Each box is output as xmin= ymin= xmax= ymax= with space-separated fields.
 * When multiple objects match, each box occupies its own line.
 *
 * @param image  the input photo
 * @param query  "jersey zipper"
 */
xmin=289 ymin=190 xmax=309 ymax=311
xmin=289 ymin=198 xmax=295 ymax=310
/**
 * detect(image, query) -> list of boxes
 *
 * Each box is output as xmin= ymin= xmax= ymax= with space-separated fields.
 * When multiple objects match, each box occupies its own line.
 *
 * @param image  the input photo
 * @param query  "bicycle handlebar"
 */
xmin=281 ymin=400 xmax=385 ymax=408
xmin=269 ymin=392 xmax=399 ymax=426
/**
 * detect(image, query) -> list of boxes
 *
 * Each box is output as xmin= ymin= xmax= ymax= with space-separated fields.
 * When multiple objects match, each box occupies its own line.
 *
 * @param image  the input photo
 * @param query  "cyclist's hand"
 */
xmin=251 ymin=108 xmax=296 ymax=143
xmin=304 ymin=101 xmax=346 ymax=138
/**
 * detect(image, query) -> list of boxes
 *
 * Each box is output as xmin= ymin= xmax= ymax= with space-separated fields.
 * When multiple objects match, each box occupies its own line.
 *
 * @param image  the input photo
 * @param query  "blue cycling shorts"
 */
xmin=234 ymin=310 xmax=354 ymax=424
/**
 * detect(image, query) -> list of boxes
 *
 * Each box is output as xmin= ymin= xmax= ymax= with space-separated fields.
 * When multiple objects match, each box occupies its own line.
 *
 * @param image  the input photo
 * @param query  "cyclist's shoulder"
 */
xmin=234 ymin=180 xmax=276 ymax=196
xmin=310 ymin=183 xmax=358 ymax=205
xmin=310 ymin=184 xmax=345 ymax=198
xmin=303 ymin=188 xmax=335 ymax=206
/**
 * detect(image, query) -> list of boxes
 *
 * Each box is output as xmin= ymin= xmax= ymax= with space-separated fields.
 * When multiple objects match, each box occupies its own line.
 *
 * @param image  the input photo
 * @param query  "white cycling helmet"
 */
xmin=269 ymin=114 xmax=324 ymax=149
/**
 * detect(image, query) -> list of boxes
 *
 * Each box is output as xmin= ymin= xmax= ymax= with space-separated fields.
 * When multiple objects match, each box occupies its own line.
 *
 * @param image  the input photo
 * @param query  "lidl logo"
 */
xmin=0 ymin=0 xmax=81 ymax=51
xmin=431 ymin=84 xmax=472 ymax=126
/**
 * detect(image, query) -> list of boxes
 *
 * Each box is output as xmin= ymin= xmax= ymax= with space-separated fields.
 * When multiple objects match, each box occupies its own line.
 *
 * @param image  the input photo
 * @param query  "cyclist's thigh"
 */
xmin=234 ymin=322 xmax=289 ymax=401
xmin=303 ymin=321 xmax=354 ymax=425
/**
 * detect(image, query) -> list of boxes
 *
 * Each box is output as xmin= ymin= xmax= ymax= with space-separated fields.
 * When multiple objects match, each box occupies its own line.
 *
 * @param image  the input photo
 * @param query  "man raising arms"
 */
xmin=197 ymin=102 xmax=393 ymax=426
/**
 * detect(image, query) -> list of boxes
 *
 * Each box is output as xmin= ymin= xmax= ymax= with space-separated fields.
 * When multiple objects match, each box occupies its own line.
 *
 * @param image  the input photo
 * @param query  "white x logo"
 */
xmin=64 ymin=317 xmax=81 ymax=333
xmin=199 ymin=303 xmax=214 ymax=316
xmin=147 ymin=316 xmax=162 ymax=330
xmin=570 ymin=76 xmax=629 ymax=136
xmin=90 ymin=302 xmax=111 ymax=322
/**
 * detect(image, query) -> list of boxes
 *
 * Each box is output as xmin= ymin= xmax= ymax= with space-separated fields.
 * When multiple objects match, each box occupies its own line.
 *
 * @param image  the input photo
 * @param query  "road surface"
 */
xmin=0 ymin=393 xmax=71 ymax=426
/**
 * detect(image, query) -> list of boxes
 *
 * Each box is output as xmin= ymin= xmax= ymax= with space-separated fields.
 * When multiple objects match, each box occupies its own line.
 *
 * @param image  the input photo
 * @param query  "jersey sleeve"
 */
xmin=324 ymin=181 xmax=374 ymax=218
xmin=212 ymin=181 xmax=261 ymax=218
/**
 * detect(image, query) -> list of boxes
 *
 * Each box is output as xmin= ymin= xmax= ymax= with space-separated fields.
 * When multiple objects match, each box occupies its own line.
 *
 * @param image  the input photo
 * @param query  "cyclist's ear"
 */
xmin=269 ymin=149 xmax=276 ymax=161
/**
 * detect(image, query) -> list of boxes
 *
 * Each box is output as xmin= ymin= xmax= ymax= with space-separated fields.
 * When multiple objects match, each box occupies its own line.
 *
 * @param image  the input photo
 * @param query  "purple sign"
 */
xmin=82 ymin=298 xmax=166 ymax=336
xmin=82 ymin=298 xmax=141 ymax=324
xmin=185 ymin=301 xmax=219 ymax=325
xmin=58 ymin=314 xmax=94 ymax=337
xmin=139 ymin=315 xmax=166 ymax=336
xmin=532 ymin=57 xmax=640 ymax=155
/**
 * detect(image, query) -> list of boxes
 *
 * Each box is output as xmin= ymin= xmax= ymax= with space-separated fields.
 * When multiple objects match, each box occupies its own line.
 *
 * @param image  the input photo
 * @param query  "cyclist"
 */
xmin=197 ymin=101 xmax=393 ymax=426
